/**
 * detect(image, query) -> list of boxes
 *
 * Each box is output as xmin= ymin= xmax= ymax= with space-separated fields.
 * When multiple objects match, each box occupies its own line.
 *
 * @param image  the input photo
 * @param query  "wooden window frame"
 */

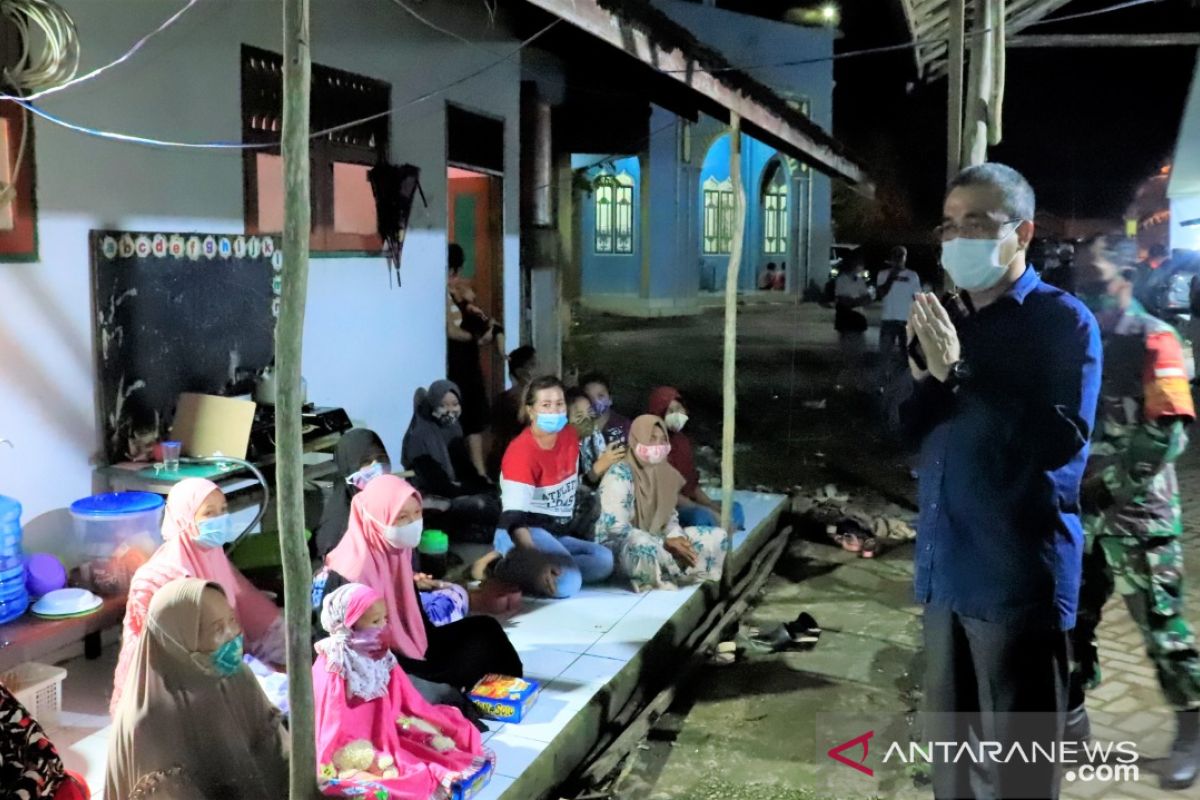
xmin=0 ymin=100 xmax=37 ymax=261
xmin=241 ymin=45 xmax=389 ymax=254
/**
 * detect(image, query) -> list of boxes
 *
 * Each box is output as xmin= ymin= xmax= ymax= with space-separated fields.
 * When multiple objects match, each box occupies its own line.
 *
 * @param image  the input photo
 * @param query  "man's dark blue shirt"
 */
xmin=903 ymin=267 xmax=1102 ymax=630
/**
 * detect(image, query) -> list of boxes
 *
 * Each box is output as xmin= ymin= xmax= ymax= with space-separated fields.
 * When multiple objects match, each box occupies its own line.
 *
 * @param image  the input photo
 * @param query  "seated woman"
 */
xmin=1 ymin=684 xmax=90 ymax=800
xmin=487 ymin=346 xmax=539 ymax=479
xmin=580 ymin=372 xmax=631 ymax=446
xmin=403 ymin=380 xmax=501 ymax=543
xmin=596 ymin=415 xmax=727 ymax=592
xmin=317 ymin=428 xmax=470 ymax=628
xmin=567 ymin=388 xmax=625 ymax=488
xmin=110 ymin=478 xmax=285 ymax=714
xmin=490 ymin=377 xmax=614 ymax=598
xmin=647 ymin=387 xmax=744 ymax=531
xmin=314 ymin=582 xmax=493 ymax=799
xmin=317 ymin=475 xmax=522 ymax=693
xmin=316 ymin=428 xmax=391 ymax=559
xmin=105 ymin=579 xmax=289 ymax=800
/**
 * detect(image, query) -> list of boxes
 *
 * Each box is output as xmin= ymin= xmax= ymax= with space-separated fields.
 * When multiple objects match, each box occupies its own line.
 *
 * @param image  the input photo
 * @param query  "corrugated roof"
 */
xmin=898 ymin=0 xmax=1073 ymax=78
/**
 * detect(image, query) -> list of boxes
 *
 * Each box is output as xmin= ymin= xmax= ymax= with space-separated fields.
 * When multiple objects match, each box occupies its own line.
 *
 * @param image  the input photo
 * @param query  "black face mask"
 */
xmin=434 ymin=410 xmax=461 ymax=427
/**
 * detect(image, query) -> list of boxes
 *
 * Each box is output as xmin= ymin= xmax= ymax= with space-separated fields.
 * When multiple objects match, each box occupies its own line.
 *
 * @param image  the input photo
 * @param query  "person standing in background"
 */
xmin=447 ymin=243 xmax=494 ymax=478
xmin=833 ymin=253 xmax=872 ymax=392
xmin=1070 ymin=234 xmax=1200 ymax=790
xmin=875 ymin=246 xmax=921 ymax=372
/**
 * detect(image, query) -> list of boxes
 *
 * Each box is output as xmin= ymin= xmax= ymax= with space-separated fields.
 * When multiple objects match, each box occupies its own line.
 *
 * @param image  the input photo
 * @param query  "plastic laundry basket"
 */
xmin=1 ymin=662 xmax=67 ymax=726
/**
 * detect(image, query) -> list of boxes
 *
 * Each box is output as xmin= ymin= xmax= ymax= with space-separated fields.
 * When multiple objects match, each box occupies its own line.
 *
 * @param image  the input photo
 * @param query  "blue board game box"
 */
xmin=468 ymin=674 xmax=542 ymax=723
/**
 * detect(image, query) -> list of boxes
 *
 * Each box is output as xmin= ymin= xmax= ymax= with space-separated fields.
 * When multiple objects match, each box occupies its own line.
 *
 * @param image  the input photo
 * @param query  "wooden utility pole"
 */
xmin=720 ymin=113 xmax=745 ymax=586
xmin=946 ymin=0 xmax=966 ymax=183
xmin=962 ymin=0 xmax=994 ymax=166
xmin=1008 ymin=32 xmax=1200 ymax=48
xmin=989 ymin=0 xmax=1005 ymax=148
xmin=279 ymin=0 xmax=317 ymax=797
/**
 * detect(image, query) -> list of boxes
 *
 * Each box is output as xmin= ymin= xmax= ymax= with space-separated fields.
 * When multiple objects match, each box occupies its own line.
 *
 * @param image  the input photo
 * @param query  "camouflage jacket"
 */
xmin=1083 ymin=301 xmax=1195 ymax=539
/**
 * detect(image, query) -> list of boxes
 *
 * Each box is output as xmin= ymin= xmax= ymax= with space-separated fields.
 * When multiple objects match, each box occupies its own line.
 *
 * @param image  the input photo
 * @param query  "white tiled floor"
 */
xmin=35 ymin=491 xmax=785 ymax=800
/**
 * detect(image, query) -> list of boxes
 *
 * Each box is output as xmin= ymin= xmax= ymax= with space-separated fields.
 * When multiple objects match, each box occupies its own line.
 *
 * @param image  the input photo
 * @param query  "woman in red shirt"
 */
xmin=491 ymin=376 xmax=614 ymax=597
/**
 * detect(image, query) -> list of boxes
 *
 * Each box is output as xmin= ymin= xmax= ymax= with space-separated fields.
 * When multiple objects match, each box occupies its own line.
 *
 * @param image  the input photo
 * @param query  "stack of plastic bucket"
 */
xmin=0 ymin=495 xmax=29 ymax=624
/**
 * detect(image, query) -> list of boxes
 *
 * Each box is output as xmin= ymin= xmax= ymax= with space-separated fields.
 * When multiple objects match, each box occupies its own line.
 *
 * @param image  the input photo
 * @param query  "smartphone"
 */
xmin=908 ymin=336 xmax=927 ymax=372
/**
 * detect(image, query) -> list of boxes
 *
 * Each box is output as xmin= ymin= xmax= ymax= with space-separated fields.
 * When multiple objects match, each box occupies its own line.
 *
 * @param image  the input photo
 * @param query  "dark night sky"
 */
xmin=829 ymin=0 xmax=1200 ymax=226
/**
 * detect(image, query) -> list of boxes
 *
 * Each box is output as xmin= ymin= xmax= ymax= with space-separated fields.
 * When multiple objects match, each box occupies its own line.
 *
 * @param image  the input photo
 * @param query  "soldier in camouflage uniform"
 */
xmin=1071 ymin=234 xmax=1200 ymax=790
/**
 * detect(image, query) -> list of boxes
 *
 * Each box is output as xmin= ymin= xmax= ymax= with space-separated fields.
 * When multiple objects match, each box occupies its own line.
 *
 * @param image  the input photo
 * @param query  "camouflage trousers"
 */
xmin=1070 ymin=532 xmax=1200 ymax=711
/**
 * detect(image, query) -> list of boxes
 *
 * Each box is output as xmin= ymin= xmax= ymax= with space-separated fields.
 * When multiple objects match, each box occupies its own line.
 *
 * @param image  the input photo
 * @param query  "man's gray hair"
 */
xmin=948 ymin=162 xmax=1036 ymax=221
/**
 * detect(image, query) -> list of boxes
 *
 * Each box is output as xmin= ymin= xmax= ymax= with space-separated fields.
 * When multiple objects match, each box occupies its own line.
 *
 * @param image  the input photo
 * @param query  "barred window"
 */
xmin=702 ymin=176 xmax=734 ymax=255
xmin=595 ymin=171 xmax=635 ymax=254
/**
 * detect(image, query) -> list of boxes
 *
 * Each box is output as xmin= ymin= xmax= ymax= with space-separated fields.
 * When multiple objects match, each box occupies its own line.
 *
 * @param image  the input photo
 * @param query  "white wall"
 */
xmin=1170 ymin=195 xmax=1200 ymax=252
xmin=0 ymin=0 xmax=522 ymax=545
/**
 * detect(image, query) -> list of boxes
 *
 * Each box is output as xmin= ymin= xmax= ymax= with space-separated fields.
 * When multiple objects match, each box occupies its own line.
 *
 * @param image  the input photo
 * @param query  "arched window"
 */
xmin=702 ymin=176 xmax=735 ymax=255
xmin=763 ymin=165 xmax=789 ymax=255
xmin=594 ymin=171 xmax=635 ymax=254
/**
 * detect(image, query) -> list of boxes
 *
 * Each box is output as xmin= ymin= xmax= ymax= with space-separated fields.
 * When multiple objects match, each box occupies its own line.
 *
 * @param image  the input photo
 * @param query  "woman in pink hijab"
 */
xmin=319 ymin=475 xmax=521 ymax=692
xmin=313 ymin=582 xmax=493 ymax=799
xmin=110 ymin=478 xmax=284 ymax=714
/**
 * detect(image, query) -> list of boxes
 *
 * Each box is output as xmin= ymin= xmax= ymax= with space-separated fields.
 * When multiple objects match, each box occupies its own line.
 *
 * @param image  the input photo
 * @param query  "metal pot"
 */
xmin=254 ymin=366 xmax=307 ymax=406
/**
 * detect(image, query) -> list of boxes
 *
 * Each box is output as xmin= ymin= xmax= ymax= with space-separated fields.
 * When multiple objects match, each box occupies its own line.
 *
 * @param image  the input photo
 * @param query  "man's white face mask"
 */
xmin=940 ymin=224 xmax=1021 ymax=291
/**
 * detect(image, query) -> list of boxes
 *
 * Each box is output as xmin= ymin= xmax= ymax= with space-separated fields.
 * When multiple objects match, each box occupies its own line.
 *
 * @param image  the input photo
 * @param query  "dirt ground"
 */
xmin=564 ymin=301 xmax=1200 ymax=800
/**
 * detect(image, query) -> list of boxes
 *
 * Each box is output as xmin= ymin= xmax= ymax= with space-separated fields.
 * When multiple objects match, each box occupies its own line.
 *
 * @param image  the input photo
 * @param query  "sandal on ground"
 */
xmin=785 ymin=612 xmax=821 ymax=645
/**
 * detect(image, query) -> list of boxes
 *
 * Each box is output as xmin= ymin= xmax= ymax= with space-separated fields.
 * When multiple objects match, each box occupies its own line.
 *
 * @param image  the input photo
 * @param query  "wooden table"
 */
xmin=0 ymin=595 xmax=126 ymax=673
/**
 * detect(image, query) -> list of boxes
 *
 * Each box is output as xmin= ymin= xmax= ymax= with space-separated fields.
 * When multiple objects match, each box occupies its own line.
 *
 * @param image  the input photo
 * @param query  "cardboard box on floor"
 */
xmin=170 ymin=393 xmax=256 ymax=460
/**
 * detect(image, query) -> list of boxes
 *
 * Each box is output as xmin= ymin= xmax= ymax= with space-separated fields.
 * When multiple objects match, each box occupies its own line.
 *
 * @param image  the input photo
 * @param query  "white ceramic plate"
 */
xmin=31 ymin=587 xmax=103 ymax=617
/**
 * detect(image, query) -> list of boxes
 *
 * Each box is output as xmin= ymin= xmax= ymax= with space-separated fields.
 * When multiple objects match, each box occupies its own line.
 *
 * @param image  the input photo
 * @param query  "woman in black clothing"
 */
xmin=315 ymin=474 xmax=521 ymax=694
xmin=314 ymin=428 xmax=390 ymax=559
xmin=402 ymin=380 xmax=501 ymax=543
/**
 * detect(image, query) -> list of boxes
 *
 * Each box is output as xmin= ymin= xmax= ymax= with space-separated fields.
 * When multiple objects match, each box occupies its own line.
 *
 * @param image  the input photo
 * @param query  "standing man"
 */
xmin=903 ymin=163 xmax=1101 ymax=799
xmin=876 ymin=246 xmax=921 ymax=371
xmin=833 ymin=253 xmax=872 ymax=392
xmin=1070 ymin=234 xmax=1200 ymax=790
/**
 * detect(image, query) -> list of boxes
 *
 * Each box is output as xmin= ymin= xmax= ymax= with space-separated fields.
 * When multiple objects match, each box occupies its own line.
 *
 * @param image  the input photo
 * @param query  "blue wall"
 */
xmin=575 ymin=3 xmax=838 ymax=310
xmin=579 ymin=155 xmax=642 ymax=296
xmin=696 ymin=130 xmax=790 ymax=292
xmin=657 ymin=0 xmax=836 ymax=293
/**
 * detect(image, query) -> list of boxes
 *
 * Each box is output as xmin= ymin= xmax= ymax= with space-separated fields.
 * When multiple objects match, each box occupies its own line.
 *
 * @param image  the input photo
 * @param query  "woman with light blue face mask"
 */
xmin=483 ymin=376 xmax=615 ymax=598
xmin=111 ymin=478 xmax=286 ymax=715
xmin=106 ymin=578 xmax=289 ymax=800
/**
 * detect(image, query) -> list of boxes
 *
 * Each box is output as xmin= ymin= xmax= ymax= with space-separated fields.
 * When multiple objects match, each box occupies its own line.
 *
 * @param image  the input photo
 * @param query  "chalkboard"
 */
xmin=91 ymin=230 xmax=282 ymax=464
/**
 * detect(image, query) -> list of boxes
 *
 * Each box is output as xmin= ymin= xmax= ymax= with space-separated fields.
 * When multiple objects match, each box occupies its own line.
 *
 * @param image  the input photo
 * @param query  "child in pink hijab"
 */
xmin=320 ymin=476 xmax=521 ymax=691
xmin=313 ymin=583 xmax=493 ymax=799
xmin=110 ymin=478 xmax=284 ymax=714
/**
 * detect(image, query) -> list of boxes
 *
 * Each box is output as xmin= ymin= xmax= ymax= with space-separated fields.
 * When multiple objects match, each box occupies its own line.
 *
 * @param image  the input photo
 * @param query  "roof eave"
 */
xmin=522 ymin=0 xmax=868 ymax=187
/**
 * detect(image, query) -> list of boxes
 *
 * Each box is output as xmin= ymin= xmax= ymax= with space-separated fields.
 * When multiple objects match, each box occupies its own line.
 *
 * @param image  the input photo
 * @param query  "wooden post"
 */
xmin=946 ymin=0 xmax=966 ymax=183
xmin=279 ymin=0 xmax=317 ymax=797
xmin=720 ymin=113 xmax=745 ymax=588
xmin=962 ymin=0 xmax=993 ymax=166
xmin=989 ymin=0 xmax=1005 ymax=147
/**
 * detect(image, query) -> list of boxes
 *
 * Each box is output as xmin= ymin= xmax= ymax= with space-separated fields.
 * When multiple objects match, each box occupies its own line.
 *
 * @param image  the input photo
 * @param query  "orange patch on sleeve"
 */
xmin=1143 ymin=331 xmax=1196 ymax=422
